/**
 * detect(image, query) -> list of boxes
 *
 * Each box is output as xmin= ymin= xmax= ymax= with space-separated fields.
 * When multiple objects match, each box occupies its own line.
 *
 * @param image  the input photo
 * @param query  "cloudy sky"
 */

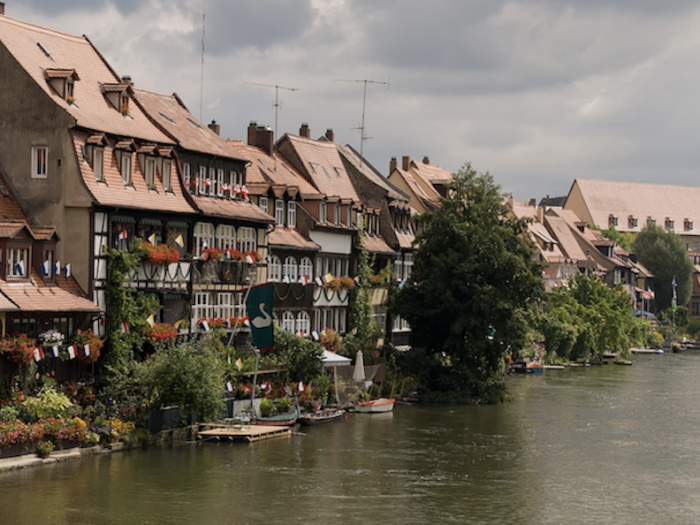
xmin=11 ymin=0 xmax=700 ymax=200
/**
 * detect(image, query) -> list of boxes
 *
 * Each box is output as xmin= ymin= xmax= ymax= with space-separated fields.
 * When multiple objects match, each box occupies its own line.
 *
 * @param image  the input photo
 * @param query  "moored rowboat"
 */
xmin=354 ymin=398 xmax=395 ymax=413
xmin=299 ymin=409 xmax=346 ymax=426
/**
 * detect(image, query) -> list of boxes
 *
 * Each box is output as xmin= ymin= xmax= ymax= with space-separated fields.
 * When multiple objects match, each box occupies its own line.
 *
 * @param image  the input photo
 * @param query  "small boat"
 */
xmin=527 ymin=363 xmax=545 ymax=374
xmin=299 ymin=409 xmax=346 ymax=426
xmin=543 ymin=364 xmax=565 ymax=370
xmin=256 ymin=408 xmax=299 ymax=426
xmin=672 ymin=344 xmax=686 ymax=354
xmin=354 ymin=398 xmax=395 ymax=413
xmin=613 ymin=359 xmax=633 ymax=366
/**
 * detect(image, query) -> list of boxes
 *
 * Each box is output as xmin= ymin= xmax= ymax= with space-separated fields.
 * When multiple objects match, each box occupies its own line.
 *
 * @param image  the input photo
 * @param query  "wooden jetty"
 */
xmin=197 ymin=423 xmax=292 ymax=443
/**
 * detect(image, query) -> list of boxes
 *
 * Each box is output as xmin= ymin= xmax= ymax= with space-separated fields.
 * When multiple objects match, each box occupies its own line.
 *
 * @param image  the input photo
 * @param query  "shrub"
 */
xmin=22 ymin=386 xmax=72 ymax=421
xmin=648 ymin=331 xmax=664 ymax=349
xmin=36 ymin=440 xmax=55 ymax=457
xmin=259 ymin=397 xmax=273 ymax=417
xmin=319 ymin=329 xmax=341 ymax=353
xmin=0 ymin=334 xmax=36 ymax=365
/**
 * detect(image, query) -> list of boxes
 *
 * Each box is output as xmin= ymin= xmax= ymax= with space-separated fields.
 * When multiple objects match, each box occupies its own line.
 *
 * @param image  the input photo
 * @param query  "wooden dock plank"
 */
xmin=198 ymin=425 xmax=292 ymax=443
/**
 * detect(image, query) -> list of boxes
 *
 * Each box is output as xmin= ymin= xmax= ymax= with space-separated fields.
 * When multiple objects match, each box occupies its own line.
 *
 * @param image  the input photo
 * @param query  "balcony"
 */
xmin=126 ymin=260 xmax=191 ymax=291
xmin=192 ymin=259 xmax=255 ymax=287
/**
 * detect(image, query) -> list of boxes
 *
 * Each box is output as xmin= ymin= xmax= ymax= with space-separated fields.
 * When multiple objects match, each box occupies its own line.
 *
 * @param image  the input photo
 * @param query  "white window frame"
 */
xmin=404 ymin=253 xmax=413 ymax=281
xmin=299 ymin=257 xmax=313 ymax=281
xmin=319 ymin=201 xmax=327 ymax=225
xmin=283 ymin=256 xmax=298 ymax=282
xmin=296 ymin=311 xmax=310 ymax=334
xmin=94 ymin=148 xmax=104 ymax=182
xmin=282 ymin=311 xmax=295 ymax=332
xmin=183 ymin=163 xmax=191 ymax=186
xmin=121 ymin=154 xmax=132 ymax=185
xmin=216 ymin=224 xmax=236 ymax=251
xmin=7 ymin=247 xmax=29 ymax=278
xmin=192 ymin=292 xmax=213 ymax=324
xmin=163 ymin=160 xmax=172 ymax=192
xmin=31 ymin=146 xmax=48 ymax=179
xmin=217 ymin=168 xmax=225 ymax=197
xmin=287 ymin=201 xmax=297 ymax=228
xmin=235 ymin=292 xmax=246 ymax=319
xmin=259 ymin=197 xmax=269 ymax=214
xmin=207 ymin=167 xmax=215 ymax=196
xmin=230 ymin=170 xmax=239 ymax=189
xmin=216 ymin=292 xmax=233 ymax=319
xmin=334 ymin=203 xmax=341 ymax=226
xmin=275 ymin=200 xmax=285 ymax=226
xmin=347 ymin=206 xmax=352 ymax=227
xmin=194 ymin=222 xmax=215 ymax=258
xmin=268 ymin=255 xmax=282 ymax=282
xmin=198 ymin=166 xmax=207 ymax=195
xmin=146 ymin=158 xmax=155 ymax=188
xmin=237 ymin=227 xmax=256 ymax=252
xmin=314 ymin=308 xmax=322 ymax=332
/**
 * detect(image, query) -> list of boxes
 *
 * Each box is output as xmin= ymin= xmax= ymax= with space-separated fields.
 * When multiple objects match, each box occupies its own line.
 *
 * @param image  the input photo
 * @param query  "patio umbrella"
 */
xmin=322 ymin=349 xmax=352 ymax=367
xmin=352 ymin=350 xmax=365 ymax=382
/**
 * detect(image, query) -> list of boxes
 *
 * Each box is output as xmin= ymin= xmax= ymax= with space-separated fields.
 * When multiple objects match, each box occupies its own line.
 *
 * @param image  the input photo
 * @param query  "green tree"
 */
xmin=633 ymin=224 xmax=694 ymax=310
xmin=594 ymin=225 xmax=634 ymax=252
xmin=271 ymin=326 xmax=323 ymax=384
xmin=393 ymin=163 xmax=544 ymax=403
xmin=348 ymin=227 xmax=378 ymax=356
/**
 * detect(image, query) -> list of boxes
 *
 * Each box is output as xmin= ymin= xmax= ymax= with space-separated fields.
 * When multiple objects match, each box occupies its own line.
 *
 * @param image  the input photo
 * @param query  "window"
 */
xmin=375 ymin=215 xmax=381 ymax=235
xmin=319 ymin=202 xmax=326 ymax=225
xmin=694 ymin=241 xmax=699 ymax=253
xmin=146 ymin=158 xmax=155 ymax=188
xmin=163 ymin=161 xmax=172 ymax=191
xmin=8 ymin=248 xmax=29 ymax=277
xmin=282 ymin=311 xmax=295 ymax=332
xmin=693 ymin=302 xmax=699 ymax=316
xmin=275 ymin=200 xmax=285 ymax=226
xmin=198 ymin=166 xmax=207 ymax=195
xmin=287 ymin=201 xmax=296 ymax=228
xmin=685 ymin=219 xmax=694 ymax=231
xmin=31 ymin=146 xmax=48 ymax=179
xmin=121 ymin=154 xmax=132 ymax=185
xmin=259 ymin=197 xmax=269 ymax=214
xmin=628 ymin=216 xmax=638 ymax=229
xmin=216 ymin=224 xmax=236 ymax=251
xmin=194 ymin=222 xmax=215 ymax=258
xmin=192 ymin=292 xmax=213 ymax=324
xmin=268 ymin=255 xmax=282 ymax=282
xmin=216 ymin=293 xmax=233 ymax=320
xmin=315 ymin=256 xmax=323 ymax=278
xmin=334 ymin=203 xmax=340 ymax=225
xmin=347 ymin=206 xmax=352 ymax=227
xmin=395 ymin=257 xmax=404 ymax=282
xmin=217 ymin=169 xmax=225 ymax=197
xmin=404 ymin=253 xmax=413 ymax=281
xmin=43 ymin=249 xmax=54 ymax=278
xmin=120 ymin=94 xmax=129 ymax=115
xmin=647 ymin=217 xmax=656 ymax=226
xmin=230 ymin=170 xmax=239 ymax=188
xmin=209 ymin=168 xmax=216 ymax=196
xmin=94 ymin=148 xmax=104 ymax=182
xmin=283 ymin=256 xmax=298 ymax=282
xmin=235 ymin=292 xmax=246 ymax=319
xmin=237 ymin=227 xmax=256 ymax=252
xmin=296 ymin=311 xmax=310 ymax=334
xmin=608 ymin=215 xmax=618 ymax=227
xmin=666 ymin=218 xmax=675 ymax=230
xmin=183 ymin=163 xmax=191 ymax=187
xmin=299 ymin=257 xmax=313 ymax=281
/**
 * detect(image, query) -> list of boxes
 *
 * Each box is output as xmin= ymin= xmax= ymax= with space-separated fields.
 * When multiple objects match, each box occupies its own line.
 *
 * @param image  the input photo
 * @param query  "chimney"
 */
xmin=423 ymin=156 xmax=430 ymax=165
xmin=300 ymin=122 xmax=310 ymax=138
xmin=325 ymin=128 xmax=334 ymax=142
xmin=389 ymin=157 xmax=397 ymax=173
xmin=121 ymin=75 xmax=133 ymax=86
xmin=208 ymin=120 xmax=220 ymax=136
xmin=537 ymin=206 xmax=544 ymax=224
xmin=247 ymin=121 xmax=258 ymax=146
xmin=0 ymin=3 xmax=5 ymax=15
xmin=402 ymin=156 xmax=410 ymax=171
xmin=257 ymin=125 xmax=274 ymax=156
xmin=529 ymin=198 xmax=536 ymax=207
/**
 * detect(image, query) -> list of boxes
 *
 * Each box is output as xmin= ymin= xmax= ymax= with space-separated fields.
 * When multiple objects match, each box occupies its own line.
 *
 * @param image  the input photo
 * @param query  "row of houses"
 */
xmin=0 ymin=9 xmax=455 ymax=349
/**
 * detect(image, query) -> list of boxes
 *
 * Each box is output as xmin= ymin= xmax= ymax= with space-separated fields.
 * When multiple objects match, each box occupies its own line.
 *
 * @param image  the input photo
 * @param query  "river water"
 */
xmin=2 ymin=352 xmax=700 ymax=524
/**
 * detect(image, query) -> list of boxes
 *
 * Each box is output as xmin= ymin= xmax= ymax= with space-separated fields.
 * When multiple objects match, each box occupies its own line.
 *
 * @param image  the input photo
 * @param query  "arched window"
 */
xmin=237 ymin=227 xmax=256 ymax=252
xmin=216 ymin=224 xmax=236 ymax=251
xmin=299 ymin=257 xmax=313 ymax=282
xmin=296 ymin=311 xmax=310 ymax=334
xmin=194 ymin=222 xmax=215 ymax=258
xmin=268 ymin=255 xmax=281 ymax=282
xmin=283 ymin=256 xmax=297 ymax=283
xmin=282 ymin=311 xmax=295 ymax=332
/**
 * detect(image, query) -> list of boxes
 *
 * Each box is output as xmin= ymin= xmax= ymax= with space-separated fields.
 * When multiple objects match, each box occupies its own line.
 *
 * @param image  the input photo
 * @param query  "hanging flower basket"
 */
xmin=72 ymin=329 xmax=103 ymax=364
xmin=39 ymin=329 xmax=64 ymax=346
xmin=143 ymin=323 xmax=178 ymax=344
xmin=0 ymin=334 xmax=36 ymax=365
xmin=202 ymin=248 xmax=223 ymax=261
xmin=141 ymin=242 xmax=180 ymax=265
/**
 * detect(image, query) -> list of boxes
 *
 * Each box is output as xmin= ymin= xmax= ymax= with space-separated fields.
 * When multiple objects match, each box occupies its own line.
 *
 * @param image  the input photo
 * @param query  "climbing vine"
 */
xmin=346 ymin=228 xmax=378 ymax=358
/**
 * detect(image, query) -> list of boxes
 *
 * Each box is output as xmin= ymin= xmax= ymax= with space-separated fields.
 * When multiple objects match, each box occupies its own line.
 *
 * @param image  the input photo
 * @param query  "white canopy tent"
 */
xmin=322 ymin=349 xmax=352 ymax=367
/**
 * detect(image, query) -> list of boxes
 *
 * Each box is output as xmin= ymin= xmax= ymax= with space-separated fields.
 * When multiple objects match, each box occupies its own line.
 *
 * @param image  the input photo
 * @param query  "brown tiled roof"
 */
xmin=100 ymin=82 xmax=129 ymax=93
xmin=190 ymin=195 xmax=274 ymax=224
xmin=0 ymin=178 xmax=29 ymax=223
xmin=544 ymin=213 xmax=588 ymax=262
xmin=72 ymin=130 xmax=196 ymax=214
xmin=227 ymin=140 xmax=323 ymax=199
xmin=0 ymin=222 xmax=33 ymax=239
xmin=337 ymin=144 xmax=409 ymax=202
xmin=134 ymin=89 xmax=245 ymax=160
xmin=30 ymin=226 xmax=58 ymax=241
xmin=45 ymin=68 xmax=79 ymax=80
xmin=268 ymin=227 xmax=320 ymax=251
xmin=0 ymin=270 xmax=100 ymax=313
xmin=395 ymin=168 xmax=441 ymax=209
xmin=364 ymin=235 xmax=395 ymax=255
xmin=411 ymin=160 xmax=453 ymax=185
xmin=281 ymin=135 xmax=361 ymax=202
xmin=0 ymin=15 xmax=173 ymax=143
xmin=395 ymin=231 xmax=415 ymax=250
xmin=246 ymin=182 xmax=271 ymax=196
xmin=568 ymin=179 xmax=700 ymax=234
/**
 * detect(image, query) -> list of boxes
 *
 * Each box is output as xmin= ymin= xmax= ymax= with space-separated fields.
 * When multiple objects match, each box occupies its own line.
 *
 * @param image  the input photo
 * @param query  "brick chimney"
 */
xmin=389 ymin=157 xmax=397 ymax=173
xmin=257 ymin=125 xmax=274 ymax=156
xmin=208 ymin=120 xmax=220 ymax=136
xmin=325 ymin=128 xmax=334 ymax=142
xmin=300 ymin=122 xmax=310 ymax=138
xmin=247 ymin=121 xmax=258 ymax=146
xmin=402 ymin=156 xmax=411 ymax=171
xmin=423 ymin=156 xmax=430 ymax=165
xmin=121 ymin=75 xmax=134 ymax=86
xmin=0 ymin=3 xmax=5 ymax=15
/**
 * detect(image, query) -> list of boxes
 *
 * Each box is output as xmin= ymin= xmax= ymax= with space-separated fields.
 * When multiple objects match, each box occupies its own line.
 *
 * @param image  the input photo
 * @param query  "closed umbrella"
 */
xmin=352 ymin=350 xmax=365 ymax=382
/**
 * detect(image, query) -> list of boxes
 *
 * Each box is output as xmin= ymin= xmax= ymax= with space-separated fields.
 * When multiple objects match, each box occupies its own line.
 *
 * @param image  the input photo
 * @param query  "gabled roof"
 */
xmin=134 ymin=89 xmax=245 ymax=160
xmin=0 ymin=270 xmax=100 ymax=313
xmin=364 ymin=234 xmax=395 ymax=255
xmin=0 ymin=15 xmax=172 ymax=143
xmin=566 ymin=178 xmax=700 ymax=234
xmin=278 ymin=134 xmax=361 ymax=202
xmin=393 ymin=168 xmax=441 ymax=210
xmin=337 ymin=144 xmax=410 ymax=202
xmin=411 ymin=160 xmax=453 ymax=185
xmin=268 ymin=227 xmax=320 ymax=251
xmin=190 ymin=195 xmax=273 ymax=224
xmin=226 ymin=140 xmax=322 ymax=199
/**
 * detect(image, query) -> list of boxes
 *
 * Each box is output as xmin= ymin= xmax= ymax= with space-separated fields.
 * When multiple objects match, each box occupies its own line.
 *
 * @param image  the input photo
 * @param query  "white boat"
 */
xmin=354 ymin=398 xmax=395 ymax=413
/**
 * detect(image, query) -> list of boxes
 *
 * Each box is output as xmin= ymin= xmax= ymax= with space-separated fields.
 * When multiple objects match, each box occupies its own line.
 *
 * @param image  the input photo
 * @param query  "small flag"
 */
xmin=63 ymin=264 xmax=71 ymax=279
xmin=298 ymin=381 xmax=305 ymax=392
xmin=204 ymin=179 xmax=211 ymax=187
xmin=399 ymin=280 xmax=407 ymax=289
xmin=245 ymin=254 xmax=254 ymax=264
xmin=67 ymin=345 xmax=76 ymax=359
xmin=299 ymin=330 xmax=305 ymax=339
xmin=200 ymin=320 xmax=210 ymax=332
xmin=224 ymin=318 xmax=232 ymax=329
xmin=261 ymin=382 xmax=270 ymax=391
xmin=174 ymin=319 xmax=184 ymax=329
xmin=148 ymin=233 xmax=156 ymax=244
xmin=235 ymin=357 xmax=242 ymax=371
xmin=121 ymin=321 xmax=129 ymax=333
xmin=175 ymin=234 xmax=184 ymax=248
xmin=226 ymin=382 xmax=233 ymax=393
xmin=300 ymin=275 xmax=309 ymax=285
xmin=243 ymin=317 xmax=250 ymax=327
xmin=672 ymin=276 xmax=678 ymax=288
xmin=241 ymin=185 xmax=249 ymax=198
xmin=283 ymin=275 xmax=291 ymax=284
xmin=234 ymin=184 xmax=241 ymax=194
xmin=146 ymin=314 xmax=155 ymax=327
xmin=224 ymin=250 xmax=231 ymax=260
xmin=53 ymin=260 xmax=61 ymax=276
xmin=312 ymin=330 xmax=320 ymax=341
xmin=51 ymin=346 xmax=59 ymax=358
xmin=324 ymin=273 xmax=333 ymax=284
xmin=119 ymin=229 xmax=128 ymax=240
xmin=33 ymin=347 xmax=44 ymax=362
xmin=41 ymin=260 xmax=50 ymax=276
xmin=14 ymin=261 xmax=23 ymax=276
xmin=315 ymin=276 xmax=324 ymax=287
xmin=83 ymin=344 xmax=90 ymax=357
xmin=284 ymin=385 xmax=292 ymax=397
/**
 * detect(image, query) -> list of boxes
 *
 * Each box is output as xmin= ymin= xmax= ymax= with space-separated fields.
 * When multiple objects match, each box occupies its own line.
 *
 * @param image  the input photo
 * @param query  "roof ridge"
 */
xmin=0 ymin=14 xmax=88 ymax=43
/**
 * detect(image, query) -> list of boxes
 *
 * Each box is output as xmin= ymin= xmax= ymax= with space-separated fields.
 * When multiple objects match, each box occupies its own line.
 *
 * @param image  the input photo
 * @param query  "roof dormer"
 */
xmin=45 ymin=68 xmax=80 ymax=104
xmin=100 ymin=82 xmax=131 ymax=116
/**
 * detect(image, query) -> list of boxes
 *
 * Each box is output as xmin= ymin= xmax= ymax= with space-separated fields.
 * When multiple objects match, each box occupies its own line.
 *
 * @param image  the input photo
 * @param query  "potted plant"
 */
xmin=143 ymin=323 xmax=178 ymax=345
xmin=36 ymin=440 xmax=55 ymax=458
xmin=259 ymin=397 xmax=273 ymax=417
xmin=0 ymin=334 xmax=36 ymax=365
xmin=72 ymin=329 xmax=103 ymax=364
xmin=39 ymin=329 xmax=64 ymax=347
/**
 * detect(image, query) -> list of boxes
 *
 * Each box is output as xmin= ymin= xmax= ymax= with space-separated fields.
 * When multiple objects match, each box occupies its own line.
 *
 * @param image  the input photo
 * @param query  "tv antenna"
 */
xmin=199 ymin=0 xmax=206 ymax=121
xmin=244 ymin=82 xmax=299 ymax=141
xmin=332 ymin=78 xmax=389 ymax=167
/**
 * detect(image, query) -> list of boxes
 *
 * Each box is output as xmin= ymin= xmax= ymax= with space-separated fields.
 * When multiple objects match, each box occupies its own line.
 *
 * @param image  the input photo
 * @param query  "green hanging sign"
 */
xmin=246 ymin=283 xmax=274 ymax=351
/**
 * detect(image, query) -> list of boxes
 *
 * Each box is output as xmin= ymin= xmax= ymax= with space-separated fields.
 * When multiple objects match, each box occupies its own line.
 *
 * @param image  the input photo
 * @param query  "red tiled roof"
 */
xmin=190 ymin=195 xmax=274 ymax=224
xmin=395 ymin=168 xmax=440 ymax=209
xmin=0 ymin=15 xmax=173 ymax=143
xmin=268 ymin=227 xmax=320 ymax=251
xmin=0 ymin=270 xmax=100 ymax=313
xmin=395 ymin=231 xmax=415 ymax=250
xmin=364 ymin=235 xmax=395 ymax=255
xmin=411 ymin=160 xmax=453 ymax=185
xmin=72 ymin=130 xmax=196 ymax=214
xmin=0 ymin=178 xmax=29 ymax=223
xmin=0 ymin=222 xmax=31 ymax=239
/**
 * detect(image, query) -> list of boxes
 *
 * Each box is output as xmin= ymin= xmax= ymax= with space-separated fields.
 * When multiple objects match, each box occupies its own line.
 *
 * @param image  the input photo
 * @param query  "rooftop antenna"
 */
xmin=332 ymin=78 xmax=390 ymax=168
xmin=199 ymin=0 xmax=206 ymax=121
xmin=244 ymin=82 xmax=299 ymax=142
